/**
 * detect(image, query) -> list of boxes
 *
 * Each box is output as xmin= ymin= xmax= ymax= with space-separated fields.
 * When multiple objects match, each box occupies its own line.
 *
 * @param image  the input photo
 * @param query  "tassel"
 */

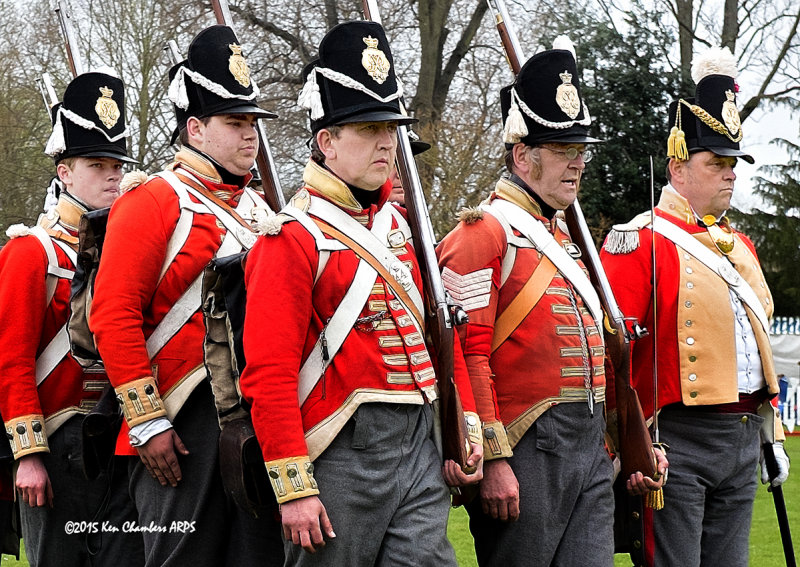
xmin=6 ymin=224 xmax=33 ymax=239
xmin=168 ymin=68 xmax=190 ymax=110
xmin=503 ymin=90 xmax=528 ymax=144
xmin=120 ymin=170 xmax=148 ymax=193
xmin=297 ymin=70 xmax=324 ymax=121
xmin=645 ymin=487 xmax=664 ymax=510
xmin=42 ymin=178 xmax=60 ymax=212
xmin=667 ymin=126 xmax=688 ymax=161
xmin=44 ymin=110 xmax=66 ymax=157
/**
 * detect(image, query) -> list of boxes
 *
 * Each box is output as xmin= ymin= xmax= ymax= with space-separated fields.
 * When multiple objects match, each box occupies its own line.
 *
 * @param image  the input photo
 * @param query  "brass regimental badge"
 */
xmin=361 ymin=36 xmax=391 ymax=84
xmin=228 ymin=43 xmax=251 ymax=88
xmin=555 ymin=71 xmax=581 ymax=119
xmin=721 ymin=90 xmax=741 ymax=137
xmin=702 ymin=214 xmax=735 ymax=255
xmin=95 ymin=86 xmax=120 ymax=130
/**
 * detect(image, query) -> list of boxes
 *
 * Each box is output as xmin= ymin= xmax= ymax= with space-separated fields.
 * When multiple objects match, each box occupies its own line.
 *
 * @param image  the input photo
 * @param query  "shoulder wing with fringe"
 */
xmin=603 ymin=211 xmax=652 ymax=255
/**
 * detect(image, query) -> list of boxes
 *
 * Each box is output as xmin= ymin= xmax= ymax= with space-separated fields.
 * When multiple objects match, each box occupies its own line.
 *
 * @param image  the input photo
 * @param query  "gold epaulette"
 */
xmin=264 ymin=455 xmax=320 ymax=504
xmin=603 ymin=211 xmax=652 ymax=255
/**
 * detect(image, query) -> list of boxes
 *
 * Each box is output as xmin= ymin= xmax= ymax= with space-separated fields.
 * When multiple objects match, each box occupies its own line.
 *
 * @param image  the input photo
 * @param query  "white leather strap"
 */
xmin=653 ymin=216 xmax=770 ymax=333
xmin=292 ymin=202 xmax=396 ymax=405
xmin=307 ymin=198 xmax=425 ymax=318
xmin=145 ymin=174 xmax=263 ymax=359
xmin=486 ymin=199 xmax=604 ymax=327
xmin=31 ymin=225 xmax=76 ymax=385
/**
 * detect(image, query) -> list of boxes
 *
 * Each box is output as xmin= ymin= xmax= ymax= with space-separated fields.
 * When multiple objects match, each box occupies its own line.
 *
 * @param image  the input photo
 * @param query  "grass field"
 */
xmin=3 ymin=436 xmax=798 ymax=566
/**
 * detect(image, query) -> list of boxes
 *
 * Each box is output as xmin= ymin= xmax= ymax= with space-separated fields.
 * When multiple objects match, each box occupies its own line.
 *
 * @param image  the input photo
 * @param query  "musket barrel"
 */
xmin=207 ymin=0 xmax=285 ymax=210
xmin=52 ymin=0 xmax=84 ymax=77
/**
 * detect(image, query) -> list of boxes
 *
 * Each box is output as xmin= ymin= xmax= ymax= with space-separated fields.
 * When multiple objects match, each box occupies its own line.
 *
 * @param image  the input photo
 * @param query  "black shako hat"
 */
xmin=500 ymin=36 xmax=600 ymax=147
xmin=168 ymin=25 xmax=276 ymax=141
xmin=667 ymin=47 xmax=753 ymax=164
xmin=298 ymin=21 xmax=416 ymax=133
xmin=44 ymin=71 xmax=136 ymax=164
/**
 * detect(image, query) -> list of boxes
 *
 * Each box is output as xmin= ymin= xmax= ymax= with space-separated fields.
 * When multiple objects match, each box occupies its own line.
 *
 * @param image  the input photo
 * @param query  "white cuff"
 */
xmin=128 ymin=417 xmax=172 ymax=447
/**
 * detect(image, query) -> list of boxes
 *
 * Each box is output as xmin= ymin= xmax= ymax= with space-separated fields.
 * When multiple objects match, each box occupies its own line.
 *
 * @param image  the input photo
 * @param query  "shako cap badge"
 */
xmin=361 ymin=36 xmax=391 ymax=84
xmin=95 ymin=86 xmax=120 ymax=129
xmin=228 ymin=43 xmax=251 ymax=88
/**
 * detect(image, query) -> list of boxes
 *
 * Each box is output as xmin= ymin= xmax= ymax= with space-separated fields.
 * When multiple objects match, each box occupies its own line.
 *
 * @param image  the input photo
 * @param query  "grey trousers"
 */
xmin=467 ymin=402 xmax=615 ymax=567
xmin=651 ymin=407 xmax=763 ymax=567
xmin=284 ymin=402 xmax=458 ymax=567
xmin=20 ymin=416 xmax=143 ymax=567
xmin=128 ymin=380 xmax=283 ymax=567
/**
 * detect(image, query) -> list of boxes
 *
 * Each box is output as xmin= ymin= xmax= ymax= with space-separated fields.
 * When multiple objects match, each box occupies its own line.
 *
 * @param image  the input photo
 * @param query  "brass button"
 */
xmin=685 ymin=320 xmax=693 ymax=327
xmin=690 ymin=391 xmax=698 ymax=398
xmin=686 ymin=337 xmax=695 ymax=345
xmin=741 ymin=416 xmax=748 ymax=424
xmin=685 ymin=301 xmax=693 ymax=308
xmin=687 ymin=282 xmax=695 ymax=289
xmin=688 ymin=373 xmax=697 ymax=381
xmin=689 ymin=355 xmax=697 ymax=362
xmin=466 ymin=415 xmax=478 ymax=426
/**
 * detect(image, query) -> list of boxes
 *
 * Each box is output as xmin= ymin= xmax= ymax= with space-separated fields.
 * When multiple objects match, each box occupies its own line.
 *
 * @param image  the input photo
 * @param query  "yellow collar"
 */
xmin=172 ymin=147 xmax=224 ymax=185
xmin=657 ymin=185 xmax=696 ymax=225
xmin=493 ymin=177 xmax=544 ymax=218
xmin=302 ymin=161 xmax=366 ymax=214
xmin=54 ymin=193 xmax=88 ymax=232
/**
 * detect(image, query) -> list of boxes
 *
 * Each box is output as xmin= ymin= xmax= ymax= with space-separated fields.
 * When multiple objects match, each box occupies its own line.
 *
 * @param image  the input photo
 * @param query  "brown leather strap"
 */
xmin=491 ymin=256 xmax=556 ymax=352
xmin=313 ymin=220 xmax=425 ymax=331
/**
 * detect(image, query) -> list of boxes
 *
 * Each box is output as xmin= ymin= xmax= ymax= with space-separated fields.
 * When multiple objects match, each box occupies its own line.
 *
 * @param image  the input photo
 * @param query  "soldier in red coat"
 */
xmin=437 ymin=39 xmax=666 ymax=566
xmin=0 ymin=71 xmax=143 ymax=566
xmin=238 ymin=21 xmax=483 ymax=566
xmin=601 ymin=47 xmax=789 ymax=566
xmin=89 ymin=26 xmax=282 ymax=566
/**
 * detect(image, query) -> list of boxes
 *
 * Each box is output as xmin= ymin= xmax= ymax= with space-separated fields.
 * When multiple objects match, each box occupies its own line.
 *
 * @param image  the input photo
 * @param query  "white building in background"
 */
xmin=770 ymin=316 xmax=800 ymax=433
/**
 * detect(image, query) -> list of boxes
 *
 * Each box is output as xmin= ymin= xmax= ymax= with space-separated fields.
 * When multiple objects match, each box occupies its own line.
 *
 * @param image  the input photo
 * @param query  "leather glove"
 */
xmin=760 ymin=441 xmax=790 ymax=487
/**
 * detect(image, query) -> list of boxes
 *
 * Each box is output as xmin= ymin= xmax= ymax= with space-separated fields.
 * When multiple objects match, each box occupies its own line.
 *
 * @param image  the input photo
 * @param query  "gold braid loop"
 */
xmin=681 ymin=100 xmax=743 ymax=143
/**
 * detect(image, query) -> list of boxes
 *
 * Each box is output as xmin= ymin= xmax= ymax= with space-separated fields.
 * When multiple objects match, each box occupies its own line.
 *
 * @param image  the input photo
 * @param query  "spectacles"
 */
xmin=541 ymin=146 xmax=594 ymax=163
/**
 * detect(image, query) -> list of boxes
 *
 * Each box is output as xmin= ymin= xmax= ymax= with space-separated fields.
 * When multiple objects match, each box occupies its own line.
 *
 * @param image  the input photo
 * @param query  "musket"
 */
xmin=208 ymin=0 xmax=285 ymax=213
xmin=485 ymin=0 xmax=658 ymax=482
xmin=361 ymin=0 xmax=475 ymax=474
xmin=37 ymin=72 xmax=60 ymax=112
xmin=764 ymin=442 xmax=797 ymax=567
xmin=52 ymin=0 xmax=84 ymax=77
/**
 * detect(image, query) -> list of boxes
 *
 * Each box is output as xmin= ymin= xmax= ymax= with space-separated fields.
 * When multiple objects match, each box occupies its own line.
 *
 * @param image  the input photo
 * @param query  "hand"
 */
xmin=626 ymin=446 xmax=669 ymax=495
xmin=760 ymin=442 xmax=790 ymax=488
xmin=136 ymin=429 xmax=189 ymax=487
xmin=479 ymin=458 xmax=519 ymax=522
xmin=280 ymin=496 xmax=335 ymax=553
xmin=443 ymin=441 xmax=484 ymax=486
xmin=16 ymin=454 xmax=54 ymax=508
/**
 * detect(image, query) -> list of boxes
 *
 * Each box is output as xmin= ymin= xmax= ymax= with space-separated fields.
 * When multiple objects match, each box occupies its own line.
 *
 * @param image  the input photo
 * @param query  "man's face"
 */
xmin=388 ymin=165 xmax=404 ymax=205
xmin=57 ymin=157 xmax=123 ymax=210
xmin=672 ymin=151 xmax=737 ymax=218
xmin=525 ymin=143 xmax=587 ymax=211
xmin=189 ymin=114 xmax=259 ymax=177
xmin=320 ymin=121 xmax=398 ymax=191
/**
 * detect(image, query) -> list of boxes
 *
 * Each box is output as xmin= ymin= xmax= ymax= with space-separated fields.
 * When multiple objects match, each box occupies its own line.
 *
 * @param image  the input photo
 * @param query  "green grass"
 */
xmin=3 ymin=436 xmax=798 ymax=566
